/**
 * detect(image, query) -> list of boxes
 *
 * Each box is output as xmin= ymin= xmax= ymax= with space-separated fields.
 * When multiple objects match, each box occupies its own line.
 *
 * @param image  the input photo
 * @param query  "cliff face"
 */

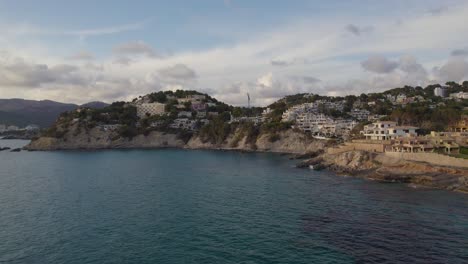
xmin=26 ymin=125 xmax=326 ymax=154
xmin=25 ymin=124 xmax=186 ymax=150
xmin=185 ymin=129 xmax=326 ymax=154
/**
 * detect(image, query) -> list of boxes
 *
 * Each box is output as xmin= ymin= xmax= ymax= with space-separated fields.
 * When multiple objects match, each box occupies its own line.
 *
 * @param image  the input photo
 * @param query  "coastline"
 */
xmin=23 ymin=127 xmax=468 ymax=193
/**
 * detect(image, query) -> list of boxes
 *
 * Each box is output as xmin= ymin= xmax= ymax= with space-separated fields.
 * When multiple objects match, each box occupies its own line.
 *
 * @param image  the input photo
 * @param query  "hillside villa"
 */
xmin=361 ymin=121 xmax=418 ymax=140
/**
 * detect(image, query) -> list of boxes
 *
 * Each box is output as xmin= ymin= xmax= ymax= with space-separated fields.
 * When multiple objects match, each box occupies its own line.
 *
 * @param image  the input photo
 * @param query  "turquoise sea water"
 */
xmin=0 ymin=140 xmax=467 ymax=264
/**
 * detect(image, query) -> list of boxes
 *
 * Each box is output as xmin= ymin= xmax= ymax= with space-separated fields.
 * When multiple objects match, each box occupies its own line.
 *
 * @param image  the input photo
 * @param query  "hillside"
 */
xmin=267 ymin=82 xmax=468 ymax=132
xmin=25 ymin=82 xmax=468 ymax=152
xmin=0 ymin=99 xmax=108 ymax=128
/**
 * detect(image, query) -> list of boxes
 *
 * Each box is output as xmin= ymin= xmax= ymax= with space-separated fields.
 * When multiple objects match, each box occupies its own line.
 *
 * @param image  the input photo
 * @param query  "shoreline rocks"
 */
xmin=311 ymin=150 xmax=468 ymax=193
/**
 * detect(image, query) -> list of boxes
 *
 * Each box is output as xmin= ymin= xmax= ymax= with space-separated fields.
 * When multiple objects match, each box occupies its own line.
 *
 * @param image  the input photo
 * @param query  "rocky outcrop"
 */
xmin=309 ymin=150 xmax=468 ymax=192
xmin=25 ymin=124 xmax=185 ymax=150
xmin=256 ymin=130 xmax=327 ymax=153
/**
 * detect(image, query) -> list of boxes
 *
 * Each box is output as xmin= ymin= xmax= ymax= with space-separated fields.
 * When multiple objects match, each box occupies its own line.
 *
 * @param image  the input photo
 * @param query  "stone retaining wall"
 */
xmin=384 ymin=152 xmax=468 ymax=168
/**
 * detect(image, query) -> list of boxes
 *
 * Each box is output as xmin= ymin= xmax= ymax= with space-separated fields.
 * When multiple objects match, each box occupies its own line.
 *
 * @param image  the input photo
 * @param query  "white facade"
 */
xmin=25 ymin=125 xmax=40 ymax=131
xmin=282 ymin=109 xmax=300 ymax=122
xmin=361 ymin=121 xmax=418 ymax=140
xmin=170 ymin=118 xmax=197 ymax=130
xmin=434 ymin=87 xmax=447 ymax=97
xmin=137 ymin=103 xmax=166 ymax=118
xmin=396 ymin=94 xmax=407 ymax=103
xmin=262 ymin=108 xmax=272 ymax=116
xmin=450 ymin=92 xmax=468 ymax=99
xmin=178 ymin=111 xmax=192 ymax=118
xmin=230 ymin=116 xmax=263 ymax=125
xmin=295 ymin=113 xmax=357 ymax=136
xmin=349 ymin=109 xmax=370 ymax=120
xmin=296 ymin=113 xmax=334 ymax=133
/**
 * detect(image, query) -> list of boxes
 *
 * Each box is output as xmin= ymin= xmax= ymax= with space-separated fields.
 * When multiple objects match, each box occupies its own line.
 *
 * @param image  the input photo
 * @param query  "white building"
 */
xmin=281 ymin=103 xmax=316 ymax=122
xmin=434 ymin=87 xmax=448 ymax=97
xmin=170 ymin=118 xmax=197 ymax=130
xmin=178 ymin=111 xmax=192 ymax=118
xmin=335 ymin=119 xmax=359 ymax=136
xmin=361 ymin=121 xmax=418 ymax=140
xmin=349 ymin=109 xmax=370 ymax=121
xmin=295 ymin=113 xmax=358 ymax=137
xmin=6 ymin=125 xmax=19 ymax=131
xmin=396 ymin=94 xmax=407 ymax=103
xmin=137 ymin=103 xmax=166 ymax=118
xmin=282 ymin=109 xmax=301 ymax=122
xmin=296 ymin=113 xmax=334 ymax=133
xmin=230 ymin=116 xmax=263 ymax=125
xmin=25 ymin=124 xmax=40 ymax=131
xmin=450 ymin=92 xmax=468 ymax=100
xmin=262 ymin=107 xmax=272 ymax=116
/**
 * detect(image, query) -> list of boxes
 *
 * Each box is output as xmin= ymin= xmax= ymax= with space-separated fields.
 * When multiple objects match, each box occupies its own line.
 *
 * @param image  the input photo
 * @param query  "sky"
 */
xmin=0 ymin=0 xmax=467 ymax=106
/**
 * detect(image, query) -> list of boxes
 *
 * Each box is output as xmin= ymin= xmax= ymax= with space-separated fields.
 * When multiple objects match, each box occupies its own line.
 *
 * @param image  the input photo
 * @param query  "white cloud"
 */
xmin=451 ymin=48 xmax=468 ymax=57
xmin=158 ymin=64 xmax=197 ymax=81
xmin=113 ymin=41 xmax=158 ymax=58
xmin=0 ymin=20 xmax=148 ymax=40
xmin=345 ymin=24 xmax=373 ymax=36
xmin=361 ymin=55 xmax=399 ymax=74
xmin=433 ymin=57 xmax=468 ymax=82
xmin=1 ymin=2 xmax=468 ymax=105
xmin=66 ymin=51 xmax=95 ymax=61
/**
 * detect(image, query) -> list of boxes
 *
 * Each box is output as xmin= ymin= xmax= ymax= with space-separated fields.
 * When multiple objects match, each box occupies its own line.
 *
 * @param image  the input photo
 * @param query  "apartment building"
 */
xmin=361 ymin=121 xmax=418 ymax=140
xmin=137 ymin=103 xmax=166 ymax=118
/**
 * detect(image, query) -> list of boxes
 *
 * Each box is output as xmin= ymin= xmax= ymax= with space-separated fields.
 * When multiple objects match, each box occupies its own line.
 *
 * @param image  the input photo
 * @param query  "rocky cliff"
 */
xmin=25 ymin=123 xmax=186 ymax=150
xmin=25 ymin=124 xmax=327 ymax=154
xmin=186 ymin=129 xmax=327 ymax=154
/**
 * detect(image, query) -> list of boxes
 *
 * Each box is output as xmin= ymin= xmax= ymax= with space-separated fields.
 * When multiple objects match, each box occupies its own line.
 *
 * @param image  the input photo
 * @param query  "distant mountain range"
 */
xmin=0 ymin=99 xmax=108 ymax=128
